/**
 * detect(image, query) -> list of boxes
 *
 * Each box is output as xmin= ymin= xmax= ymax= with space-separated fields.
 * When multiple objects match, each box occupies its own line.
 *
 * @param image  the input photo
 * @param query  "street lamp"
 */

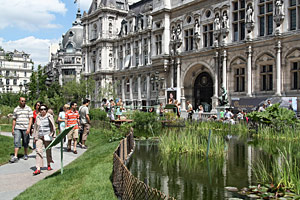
xmin=150 ymin=71 xmax=163 ymax=105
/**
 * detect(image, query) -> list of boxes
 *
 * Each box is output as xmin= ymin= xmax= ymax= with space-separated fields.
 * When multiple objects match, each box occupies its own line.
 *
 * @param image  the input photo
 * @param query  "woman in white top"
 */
xmin=32 ymin=104 xmax=56 ymax=175
xmin=198 ymin=105 xmax=204 ymax=120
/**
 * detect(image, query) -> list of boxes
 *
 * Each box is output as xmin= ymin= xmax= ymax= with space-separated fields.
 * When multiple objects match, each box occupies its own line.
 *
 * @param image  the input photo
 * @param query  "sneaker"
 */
xmin=23 ymin=155 xmax=28 ymax=160
xmin=47 ymin=166 xmax=53 ymax=171
xmin=9 ymin=156 xmax=18 ymax=163
xmin=73 ymin=150 xmax=78 ymax=154
xmin=81 ymin=145 xmax=88 ymax=149
xmin=33 ymin=170 xmax=41 ymax=175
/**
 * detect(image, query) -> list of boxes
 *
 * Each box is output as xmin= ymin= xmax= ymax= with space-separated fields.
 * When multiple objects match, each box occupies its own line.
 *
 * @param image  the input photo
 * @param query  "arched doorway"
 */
xmin=194 ymin=72 xmax=213 ymax=112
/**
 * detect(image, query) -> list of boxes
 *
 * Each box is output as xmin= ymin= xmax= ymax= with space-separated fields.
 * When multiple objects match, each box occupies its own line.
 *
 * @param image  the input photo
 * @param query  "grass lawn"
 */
xmin=15 ymin=128 xmax=119 ymax=200
xmin=0 ymin=135 xmax=31 ymax=165
xmin=0 ymin=124 xmax=12 ymax=132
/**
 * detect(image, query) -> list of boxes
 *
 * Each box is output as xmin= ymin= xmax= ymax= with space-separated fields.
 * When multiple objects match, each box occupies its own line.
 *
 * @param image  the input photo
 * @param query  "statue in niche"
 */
xmin=147 ymin=15 xmax=152 ymax=28
xmin=176 ymin=24 xmax=182 ymax=41
xmin=222 ymin=11 xmax=229 ymax=29
xmin=275 ymin=0 xmax=284 ymax=16
xmin=214 ymin=13 xmax=221 ymax=31
xmin=138 ymin=18 xmax=142 ymax=31
xmin=219 ymin=86 xmax=229 ymax=106
xmin=194 ymin=19 xmax=201 ymax=49
xmin=171 ymin=27 xmax=177 ymax=41
xmin=246 ymin=5 xmax=255 ymax=23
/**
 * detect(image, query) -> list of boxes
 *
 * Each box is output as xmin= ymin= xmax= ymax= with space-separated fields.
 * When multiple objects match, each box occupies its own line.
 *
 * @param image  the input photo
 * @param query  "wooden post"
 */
xmin=124 ymin=138 xmax=127 ymax=160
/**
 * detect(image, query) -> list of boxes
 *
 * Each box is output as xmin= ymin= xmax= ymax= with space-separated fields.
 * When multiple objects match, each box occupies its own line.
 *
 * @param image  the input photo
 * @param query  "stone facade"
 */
xmin=0 ymin=49 xmax=33 ymax=93
xmin=47 ymin=9 xmax=83 ymax=86
xmin=83 ymin=0 xmax=300 ymax=111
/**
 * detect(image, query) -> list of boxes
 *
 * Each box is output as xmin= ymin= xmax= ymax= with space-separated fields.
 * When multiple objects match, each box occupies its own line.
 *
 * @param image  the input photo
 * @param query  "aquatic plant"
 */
xmin=253 ymin=145 xmax=300 ymax=195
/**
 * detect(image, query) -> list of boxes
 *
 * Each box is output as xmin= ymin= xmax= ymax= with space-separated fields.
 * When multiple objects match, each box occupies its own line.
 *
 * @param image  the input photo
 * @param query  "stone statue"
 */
xmin=219 ymin=86 xmax=229 ymax=106
xmin=138 ymin=18 xmax=142 ymax=31
xmin=222 ymin=11 xmax=229 ymax=29
xmin=275 ymin=0 xmax=284 ymax=16
xmin=171 ymin=27 xmax=177 ymax=41
xmin=246 ymin=5 xmax=254 ymax=23
xmin=147 ymin=15 xmax=152 ymax=28
xmin=194 ymin=19 xmax=201 ymax=49
xmin=214 ymin=14 xmax=221 ymax=31
xmin=176 ymin=24 xmax=182 ymax=41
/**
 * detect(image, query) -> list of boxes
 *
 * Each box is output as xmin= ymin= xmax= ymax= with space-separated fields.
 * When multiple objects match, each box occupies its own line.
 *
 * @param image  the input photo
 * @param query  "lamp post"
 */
xmin=150 ymin=71 xmax=163 ymax=105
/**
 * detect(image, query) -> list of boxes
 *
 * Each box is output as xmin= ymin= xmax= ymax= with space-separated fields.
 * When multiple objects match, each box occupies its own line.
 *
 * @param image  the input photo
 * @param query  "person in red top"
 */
xmin=32 ymin=101 xmax=41 ymax=149
xmin=65 ymin=102 xmax=80 ymax=154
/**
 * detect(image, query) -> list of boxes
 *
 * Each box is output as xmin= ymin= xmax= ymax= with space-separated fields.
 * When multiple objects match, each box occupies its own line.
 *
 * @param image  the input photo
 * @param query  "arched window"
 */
xmin=66 ymin=43 xmax=74 ymax=53
xmin=109 ymin=23 xmax=113 ymax=35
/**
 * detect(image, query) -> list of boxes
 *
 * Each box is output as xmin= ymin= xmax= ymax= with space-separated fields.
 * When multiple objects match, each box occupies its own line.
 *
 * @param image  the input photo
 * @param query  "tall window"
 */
xmin=234 ymin=67 xmax=245 ymax=92
xmin=260 ymin=65 xmax=273 ymax=91
xmin=142 ymin=77 xmax=147 ymax=92
xmin=155 ymin=35 xmax=162 ymax=55
xmin=143 ymin=38 xmax=148 ymax=65
xmin=13 ymin=79 xmax=17 ymax=85
xmin=184 ymin=29 xmax=194 ymax=51
xmin=92 ymin=24 xmax=97 ymax=40
xmin=135 ymin=41 xmax=139 ymax=67
xmin=126 ymin=43 xmax=131 ymax=67
xmin=289 ymin=0 xmax=300 ymax=30
xmin=232 ymin=0 xmax=246 ymax=41
xmin=133 ymin=78 xmax=138 ymax=93
xmin=291 ymin=61 xmax=300 ymax=89
xmin=258 ymin=0 xmax=273 ymax=36
xmin=126 ymin=79 xmax=130 ymax=93
xmin=203 ymin=23 xmax=213 ymax=47
xmin=119 ymin=45 xmax=123 ymax=70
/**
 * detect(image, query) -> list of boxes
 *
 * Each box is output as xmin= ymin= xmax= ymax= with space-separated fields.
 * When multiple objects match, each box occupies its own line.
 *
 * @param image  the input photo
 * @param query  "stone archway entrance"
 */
xmin=194 ymin=72 xmax=213 ymax=112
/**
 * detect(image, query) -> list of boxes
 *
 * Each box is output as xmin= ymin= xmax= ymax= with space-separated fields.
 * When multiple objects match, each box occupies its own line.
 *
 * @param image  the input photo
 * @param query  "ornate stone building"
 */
xmin=0 ymin=49 xmax=33 ymax=93
xmin=83 ymin=0 xmax=300 ymax=111
xmin=47 ymin=9 xmax=83 ymax=85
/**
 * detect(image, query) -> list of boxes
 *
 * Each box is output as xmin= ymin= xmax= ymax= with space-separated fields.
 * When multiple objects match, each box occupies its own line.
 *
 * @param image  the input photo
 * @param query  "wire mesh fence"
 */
xmin=112 ymin=129 xmax=175 ymax=200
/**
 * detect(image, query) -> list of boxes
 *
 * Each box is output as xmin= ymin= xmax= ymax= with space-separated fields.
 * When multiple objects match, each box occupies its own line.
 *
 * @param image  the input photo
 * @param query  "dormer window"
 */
xmin=66 ymin=43 xmax=74 ymax=53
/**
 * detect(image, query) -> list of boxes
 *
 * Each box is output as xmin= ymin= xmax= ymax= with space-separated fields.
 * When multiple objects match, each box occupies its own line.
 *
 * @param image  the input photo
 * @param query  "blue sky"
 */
xmin=0 ymin=0 xmax=139 ymax=67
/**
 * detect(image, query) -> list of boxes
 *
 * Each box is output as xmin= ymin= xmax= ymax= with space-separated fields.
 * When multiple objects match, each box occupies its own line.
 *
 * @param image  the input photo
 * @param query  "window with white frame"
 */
xmin=92 ymin=24 xmax=97 ymax=40
xmin=184 ymin=29 xmax=194 ymax=51
xmin=289 ymin=0 xmax=300 ymax=30
xmin=133 ymin=78 xmax=138 ymax=93
xmin=142 ymin=77 xmax=147 ymax=92
xmin=13 ymin=79 xmax=17 ymax=85
xmin=232 ymin=0 xmax=246 ymax=41
xmin=155 ymin=35 xmax=162 ymax=55
xmin=258 ymin=0 xmax=273 ymax=36
xmin=203 ymin=23 xmax=214 ymax=47
xmin=291 ymin=61 xmax=300 ymax=89
xmin=234 ymin=67 xmax=245 ymax=92
xmin=260 ymin=65 xmax=273 ymax=91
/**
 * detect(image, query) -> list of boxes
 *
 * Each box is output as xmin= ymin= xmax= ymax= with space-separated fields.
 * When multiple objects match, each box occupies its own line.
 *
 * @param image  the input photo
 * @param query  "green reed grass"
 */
xmin=253 ymin=145 xmax=300 ymax=194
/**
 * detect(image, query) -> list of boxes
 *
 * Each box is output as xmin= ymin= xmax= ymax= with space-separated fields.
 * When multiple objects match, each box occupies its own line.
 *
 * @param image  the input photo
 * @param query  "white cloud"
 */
xmin=80 ymin=0 xmax=93 ymax=12
xmin=0 ymin=36 xmax=60 ymax=67
xmin=0 ymin=0 xmax=67 ymax=31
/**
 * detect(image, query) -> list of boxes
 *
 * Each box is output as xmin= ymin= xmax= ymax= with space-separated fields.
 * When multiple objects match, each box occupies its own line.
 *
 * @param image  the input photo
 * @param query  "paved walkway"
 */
xmin=0 ymin=132 xmax=87 ymax=200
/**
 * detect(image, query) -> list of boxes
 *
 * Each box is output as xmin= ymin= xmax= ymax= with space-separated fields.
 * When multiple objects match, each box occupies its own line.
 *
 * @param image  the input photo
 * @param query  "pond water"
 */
xmin=127 ymin=138 xmax=271 ymax=200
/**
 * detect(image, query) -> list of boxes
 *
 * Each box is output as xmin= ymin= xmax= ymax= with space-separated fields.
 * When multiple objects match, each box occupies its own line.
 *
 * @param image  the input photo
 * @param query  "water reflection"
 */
xmin=127 ymin=138 xmax=270 ymax=200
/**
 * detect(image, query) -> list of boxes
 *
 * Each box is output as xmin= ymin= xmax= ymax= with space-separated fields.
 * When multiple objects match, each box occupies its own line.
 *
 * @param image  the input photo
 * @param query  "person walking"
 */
xmin=79 ymin=99 xmax=90 ymax=149
xmin=32 ymin=101 xmax=41 ymax=150
xmin=58 ymin=104 xmax=69 ymax=142
xmin=10 ymin=97 xmax=33 ymax=163
xmin=32 ymin=104 xmax=56 ymax=175
xmin=198 ymin=105 xmax=204 ymax=120
xmin=187 ymin=101 xmax=193 ymax=121
xmin=65 ymin=102 xmax=80 ymax=154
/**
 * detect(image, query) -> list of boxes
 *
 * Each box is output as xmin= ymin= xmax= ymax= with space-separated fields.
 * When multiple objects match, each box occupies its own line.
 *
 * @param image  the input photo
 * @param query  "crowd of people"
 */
xmin=9 ymin=97 xmax=91 ymax=176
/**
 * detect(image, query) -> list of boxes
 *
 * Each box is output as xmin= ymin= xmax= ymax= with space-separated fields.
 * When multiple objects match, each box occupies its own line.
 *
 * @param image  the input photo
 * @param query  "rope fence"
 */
xmin=112 ymin=128 xmax=175 ymax=200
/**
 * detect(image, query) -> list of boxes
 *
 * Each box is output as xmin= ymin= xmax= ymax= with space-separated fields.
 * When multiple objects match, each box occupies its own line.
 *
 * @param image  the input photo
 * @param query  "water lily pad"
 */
xmin=247 ymin=194 xmax=260 ymax=198
xmin=225 ymin=187 xmax=239 ymax=192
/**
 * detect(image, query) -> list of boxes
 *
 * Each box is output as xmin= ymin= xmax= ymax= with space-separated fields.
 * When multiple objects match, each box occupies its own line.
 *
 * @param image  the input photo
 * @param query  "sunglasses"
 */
xmin=40 ymin=108 xmax=47 ymax=111
xmin=21 ymin=100 xmax=26 ymax=102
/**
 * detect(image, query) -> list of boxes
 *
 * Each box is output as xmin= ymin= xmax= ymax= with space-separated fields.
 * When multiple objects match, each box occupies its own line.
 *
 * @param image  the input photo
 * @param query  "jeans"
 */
xmin=14 ymin=129 xmax=30 ymax=148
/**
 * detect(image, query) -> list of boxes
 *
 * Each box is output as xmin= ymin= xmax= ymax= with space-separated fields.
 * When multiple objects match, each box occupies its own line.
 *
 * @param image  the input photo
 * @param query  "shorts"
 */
xmin=67 ymin=128 xmax=79 ymax=140
xmin=14 ymin=129 xmax=30 ymax=148
xmin=82 ymin=123 xmax=90 ymax=141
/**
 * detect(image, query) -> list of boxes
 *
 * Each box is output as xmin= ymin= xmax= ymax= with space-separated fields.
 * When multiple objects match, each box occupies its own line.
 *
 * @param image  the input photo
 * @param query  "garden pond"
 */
xmin=127 ymin=137 xmax=299 ymax=200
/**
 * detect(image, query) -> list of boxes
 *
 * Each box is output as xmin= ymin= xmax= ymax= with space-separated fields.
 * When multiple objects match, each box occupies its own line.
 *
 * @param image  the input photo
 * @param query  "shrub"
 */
xmin=89 ymin=109 xmax=108 ymax=121
xmin=132 ymin=111 xmax=161 ymax=136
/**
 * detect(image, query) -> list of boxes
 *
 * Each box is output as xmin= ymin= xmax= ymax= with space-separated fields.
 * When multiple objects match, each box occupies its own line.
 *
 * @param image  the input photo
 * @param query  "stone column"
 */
xmin=58 ymin=68 xmax=63 ymax=86
xmin=222 ymin=49 xmax=227 ymax=90
xmin=130 ymin=38 xmax=134 ymax=67
xmin=138 ymin=74 xmax=142 ymax=108
xmin=122 ymin=77 xmax=125 ymax=103
xmin=163 ymin=13 xmax=170 ymax=54
xmin=146 ymin=73 xmax=150 ymax=106
xmin=129 ymin=76 xmax=133 ymax=104
xmin=147 ymin=33 xmax=151 ymax=64
xmin=211 ymin=51 xmax=219 ymax=113
xmin=275 ymin=40 xmax=282 ymax=96
xmin=181 ymin=87 xmax=186 ymax=111
xmin=247 ymin=45 xmax=252 ymax=97
xmin=138 ymin=35 xmax=142 ymax=67
xmin=176 ymin=58 xmax=181 ymax=102
xmin=170 ymin=59 xmax=174 ymax=88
